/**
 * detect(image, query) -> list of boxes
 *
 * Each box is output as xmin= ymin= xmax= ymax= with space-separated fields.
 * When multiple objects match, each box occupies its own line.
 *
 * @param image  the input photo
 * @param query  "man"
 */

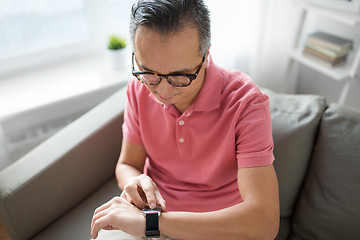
xmin=91 ymin=0 xmax=279 ymax=239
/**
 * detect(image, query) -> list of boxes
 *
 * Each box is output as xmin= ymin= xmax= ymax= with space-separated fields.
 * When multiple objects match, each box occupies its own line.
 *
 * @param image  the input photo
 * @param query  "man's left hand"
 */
xmin=90 ymin=197 xmax=145 ymax=239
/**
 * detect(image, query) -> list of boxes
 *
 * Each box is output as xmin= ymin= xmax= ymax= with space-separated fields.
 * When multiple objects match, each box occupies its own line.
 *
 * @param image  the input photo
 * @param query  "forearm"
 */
xmin=160 ymin=202 xmax=279 ymax=240
xmin=115 ymin=139 xmax=147 ymax=190
xmin=115 ymin=163 xmax=142 ymax=190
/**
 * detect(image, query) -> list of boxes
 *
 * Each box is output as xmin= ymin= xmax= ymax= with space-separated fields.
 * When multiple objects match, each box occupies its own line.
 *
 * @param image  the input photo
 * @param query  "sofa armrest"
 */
xmin=0 ymin=86 xmax=127 ymax=240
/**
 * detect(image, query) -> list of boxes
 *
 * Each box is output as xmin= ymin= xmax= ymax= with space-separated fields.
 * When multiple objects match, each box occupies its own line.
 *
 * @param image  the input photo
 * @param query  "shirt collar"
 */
xmin=192 ymin=53 xmax=222 ymax=112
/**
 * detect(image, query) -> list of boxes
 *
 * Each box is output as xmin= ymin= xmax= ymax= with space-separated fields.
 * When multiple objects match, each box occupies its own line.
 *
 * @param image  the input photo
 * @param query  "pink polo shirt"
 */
xmin=122 ymin=55 xmax=274 ymax=212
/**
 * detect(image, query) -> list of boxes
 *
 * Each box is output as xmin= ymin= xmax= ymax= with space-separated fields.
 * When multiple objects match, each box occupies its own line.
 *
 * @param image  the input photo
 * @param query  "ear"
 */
xmin=206 ymin=46 xmax=211 ymax=57
xmin=204 ymin=47 xmax=211 ymax=66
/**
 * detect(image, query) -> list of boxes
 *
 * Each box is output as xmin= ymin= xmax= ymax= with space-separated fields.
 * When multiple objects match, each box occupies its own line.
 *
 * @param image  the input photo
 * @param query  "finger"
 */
xmin=120 ymin=191 xmax=136 ymax=207
xmin=154 ymin=188 xmax=167 ymax=211
xmin=91 ymin=196 xmax=121 ymax=229
xmin=93 ymin=199 xmax=112 ymax=215
xmin=149 ymin=180 xmax=166 ymax=210
xmin=91 ymin=201 xmax=112 ymax=230
xmin=91 ymin=212 xmax=113 ymax=239
xmin=139 ymin=177 xmax=157 ymax=209
xmin=103 ymin=225 xmax=116 ymax=230
xmin=91 ymin=203 xmax=116 ymax=231
xmin=124 ymin=183 xmax=147 ymax=209
xmin=120 ymin=191 xmax=130 ymax=202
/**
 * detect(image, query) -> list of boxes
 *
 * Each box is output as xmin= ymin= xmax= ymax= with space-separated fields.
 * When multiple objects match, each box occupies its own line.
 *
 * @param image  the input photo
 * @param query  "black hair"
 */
xmin=130 ymin=0 xmax=211 ymax=55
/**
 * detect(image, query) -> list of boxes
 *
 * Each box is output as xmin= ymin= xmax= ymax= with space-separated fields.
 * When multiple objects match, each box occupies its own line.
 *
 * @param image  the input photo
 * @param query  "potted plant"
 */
xmin=107 ymin=35 xmax=127 ymax=71
xmin=108 ymin=35 xmax=126 ymax=50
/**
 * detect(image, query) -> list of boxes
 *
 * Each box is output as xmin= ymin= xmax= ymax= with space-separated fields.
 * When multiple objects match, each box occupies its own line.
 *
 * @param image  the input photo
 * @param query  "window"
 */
xmin=0 ymin=0 xmax=265 ymax=79
xmin=0 ymin=0 xmax=91 ymax=59
xmin=0 ymin=0 xmax=113 ymax=78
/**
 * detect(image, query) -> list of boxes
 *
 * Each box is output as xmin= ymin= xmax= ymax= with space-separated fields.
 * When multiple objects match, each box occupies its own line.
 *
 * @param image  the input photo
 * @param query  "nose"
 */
xmin=155 ymin=76 xmax=174 ymax=96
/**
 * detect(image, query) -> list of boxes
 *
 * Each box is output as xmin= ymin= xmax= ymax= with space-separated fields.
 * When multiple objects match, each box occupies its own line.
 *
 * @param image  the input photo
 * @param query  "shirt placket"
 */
xmin=175 ymin=116 xmax=188 ymax=158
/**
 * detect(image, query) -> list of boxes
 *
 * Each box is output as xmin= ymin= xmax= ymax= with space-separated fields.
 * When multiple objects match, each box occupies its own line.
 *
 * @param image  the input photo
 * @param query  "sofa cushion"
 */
xmin=262 ymin=89 xmax=326 ymax=240
xmin=263 ymin=89 xmax=326 ymax=216
xmin=290 ymin=103 xmax=360 ymax=240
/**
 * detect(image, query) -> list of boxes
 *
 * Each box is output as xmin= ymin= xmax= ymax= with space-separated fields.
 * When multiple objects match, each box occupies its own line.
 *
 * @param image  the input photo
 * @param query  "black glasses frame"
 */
xmin=132 ymin=52 xmax=206 ymax=87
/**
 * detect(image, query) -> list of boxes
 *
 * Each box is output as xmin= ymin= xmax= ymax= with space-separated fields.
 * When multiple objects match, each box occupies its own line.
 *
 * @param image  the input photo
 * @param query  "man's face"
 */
xmin=133 ymin=26 xmax=207 ymax=113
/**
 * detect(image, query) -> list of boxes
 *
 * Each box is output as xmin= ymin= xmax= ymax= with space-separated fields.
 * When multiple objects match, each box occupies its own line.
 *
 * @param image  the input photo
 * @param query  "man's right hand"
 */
xmin=120 ymin=174 xmax=166 ymax=211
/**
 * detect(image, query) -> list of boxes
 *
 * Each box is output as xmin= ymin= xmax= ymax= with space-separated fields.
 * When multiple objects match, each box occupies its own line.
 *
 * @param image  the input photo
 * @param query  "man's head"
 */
xmin=130 ymin=0 xmax=211 ymax=113
xmin=130 ymin=0 xmax=211 ymax=56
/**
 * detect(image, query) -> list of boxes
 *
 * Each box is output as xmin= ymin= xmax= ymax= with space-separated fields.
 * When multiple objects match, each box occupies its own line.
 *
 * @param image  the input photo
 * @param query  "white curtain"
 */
xmin=206 ymin=0 xmax=300 ymax=92
xmin=205 ymin=0 xmax=268 ymax=78
xmin=255 ymin=0 xmax=301 ymax=92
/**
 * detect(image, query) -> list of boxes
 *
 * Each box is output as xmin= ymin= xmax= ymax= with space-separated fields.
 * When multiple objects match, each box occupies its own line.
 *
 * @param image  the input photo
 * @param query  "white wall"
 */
xmin=298 ymin=65 xmax=360 ymax=108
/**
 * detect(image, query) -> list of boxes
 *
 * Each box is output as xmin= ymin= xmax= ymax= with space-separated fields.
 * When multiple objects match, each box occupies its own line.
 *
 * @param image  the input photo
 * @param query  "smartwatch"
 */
xmin=142 ymin=206 xmax=161 ymax=238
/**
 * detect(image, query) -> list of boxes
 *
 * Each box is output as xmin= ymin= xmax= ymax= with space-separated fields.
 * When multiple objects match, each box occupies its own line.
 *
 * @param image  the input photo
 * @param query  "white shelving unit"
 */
xmin=287 ymin=1 xmax=360 ymax=104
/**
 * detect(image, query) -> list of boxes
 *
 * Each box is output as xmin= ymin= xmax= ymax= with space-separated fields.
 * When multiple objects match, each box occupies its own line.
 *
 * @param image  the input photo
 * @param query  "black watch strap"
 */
xmin=145 ymin=212 xmax=160 ymax=238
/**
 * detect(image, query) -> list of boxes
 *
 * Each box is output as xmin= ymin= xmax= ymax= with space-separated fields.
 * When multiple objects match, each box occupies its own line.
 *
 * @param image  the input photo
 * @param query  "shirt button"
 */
xmin=179 ymin=120 xmax=184 ymax=125
xmin=179 ymin=138 xmax=185 ymax=143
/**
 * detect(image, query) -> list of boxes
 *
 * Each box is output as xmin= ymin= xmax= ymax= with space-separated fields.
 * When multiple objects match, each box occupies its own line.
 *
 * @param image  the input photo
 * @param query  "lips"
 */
xmin=153 ymin=90 xmax=177 ymax=101
xmin=158 ymin=95 xmax=174 ymax=101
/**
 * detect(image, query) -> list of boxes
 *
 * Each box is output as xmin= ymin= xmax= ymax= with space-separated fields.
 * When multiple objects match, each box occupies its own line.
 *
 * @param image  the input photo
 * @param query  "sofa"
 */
xmin=0 ymin=85 xmax=359 ymax=240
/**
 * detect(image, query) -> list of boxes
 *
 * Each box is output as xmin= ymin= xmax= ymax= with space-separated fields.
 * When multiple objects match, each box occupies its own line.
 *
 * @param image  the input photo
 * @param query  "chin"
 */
xmin=157 ymin=97 xmax=175 ymax=105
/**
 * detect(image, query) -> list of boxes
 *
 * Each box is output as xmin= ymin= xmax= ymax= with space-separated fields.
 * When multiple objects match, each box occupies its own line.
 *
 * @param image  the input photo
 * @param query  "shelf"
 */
xmin=297 ymin=1 xmax=360 ymax=26
xmin=289 ymin=49 xmax=353 ymax=81
xmin=288 ymin=1 xmax=360 ymax=103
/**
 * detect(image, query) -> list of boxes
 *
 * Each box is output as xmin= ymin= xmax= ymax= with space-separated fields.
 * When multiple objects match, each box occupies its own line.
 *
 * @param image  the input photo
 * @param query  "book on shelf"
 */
xmin=306 ymin=31 xmax=353 ymax=53
xmin=303 ymin=50 xmax=346 ymax=67
xmin=305 ymin=43 xmax=348 ymax=59
xmin=303 ymin=47 xmax=347 ymax=62
xmin=303 ymin=31 xmax=353 ymax=68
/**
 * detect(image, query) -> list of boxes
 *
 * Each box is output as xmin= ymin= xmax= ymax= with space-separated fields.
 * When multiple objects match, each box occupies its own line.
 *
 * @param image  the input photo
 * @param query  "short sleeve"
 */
xmin=122 ymin=79 xmax=144 ymax=145
xmin=235 ymin=91 xmax=274 ymax=168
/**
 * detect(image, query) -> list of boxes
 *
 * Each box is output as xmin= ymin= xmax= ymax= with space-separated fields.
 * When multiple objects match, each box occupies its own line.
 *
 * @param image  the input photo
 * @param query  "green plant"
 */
xmin=108 ymin=35 xmax=126 ymax=50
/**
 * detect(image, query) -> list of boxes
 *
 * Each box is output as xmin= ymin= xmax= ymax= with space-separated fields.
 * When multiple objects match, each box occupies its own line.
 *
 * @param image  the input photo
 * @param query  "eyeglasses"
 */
xmin=132 ymin=52 xmax=206 ymax=87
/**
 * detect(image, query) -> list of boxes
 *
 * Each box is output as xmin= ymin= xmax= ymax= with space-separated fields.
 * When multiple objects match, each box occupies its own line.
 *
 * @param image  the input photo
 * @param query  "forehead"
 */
xmin=134 ymin=26 xmax=201 ymax=73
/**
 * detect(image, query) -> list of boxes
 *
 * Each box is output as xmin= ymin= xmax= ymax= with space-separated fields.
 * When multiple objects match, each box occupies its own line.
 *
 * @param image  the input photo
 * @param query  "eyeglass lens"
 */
xmin=138 ymin=74 xmax=191 ymax=86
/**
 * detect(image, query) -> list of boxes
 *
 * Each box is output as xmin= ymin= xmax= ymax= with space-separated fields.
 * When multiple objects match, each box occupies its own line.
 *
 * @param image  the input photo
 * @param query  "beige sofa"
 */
xmin=0 ymin=86 xmax=359 ymax=240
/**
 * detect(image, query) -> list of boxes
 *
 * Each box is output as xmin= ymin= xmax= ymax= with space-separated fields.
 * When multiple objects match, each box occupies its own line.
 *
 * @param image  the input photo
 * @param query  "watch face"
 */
xmin=143 ymin=206 xmax=162 ymax=216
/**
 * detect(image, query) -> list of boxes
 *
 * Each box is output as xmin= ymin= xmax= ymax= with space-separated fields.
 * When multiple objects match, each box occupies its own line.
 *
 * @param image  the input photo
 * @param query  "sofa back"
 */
xmin=289 ymin=103 xmax=360 ymax=240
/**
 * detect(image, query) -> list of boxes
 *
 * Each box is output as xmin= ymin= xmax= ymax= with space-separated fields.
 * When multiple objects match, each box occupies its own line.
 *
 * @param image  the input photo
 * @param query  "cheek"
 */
xmin=145 ymin=85 xmax=157 ymax=94
xmin=145 ymin=85 xmax=153 ymax=91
